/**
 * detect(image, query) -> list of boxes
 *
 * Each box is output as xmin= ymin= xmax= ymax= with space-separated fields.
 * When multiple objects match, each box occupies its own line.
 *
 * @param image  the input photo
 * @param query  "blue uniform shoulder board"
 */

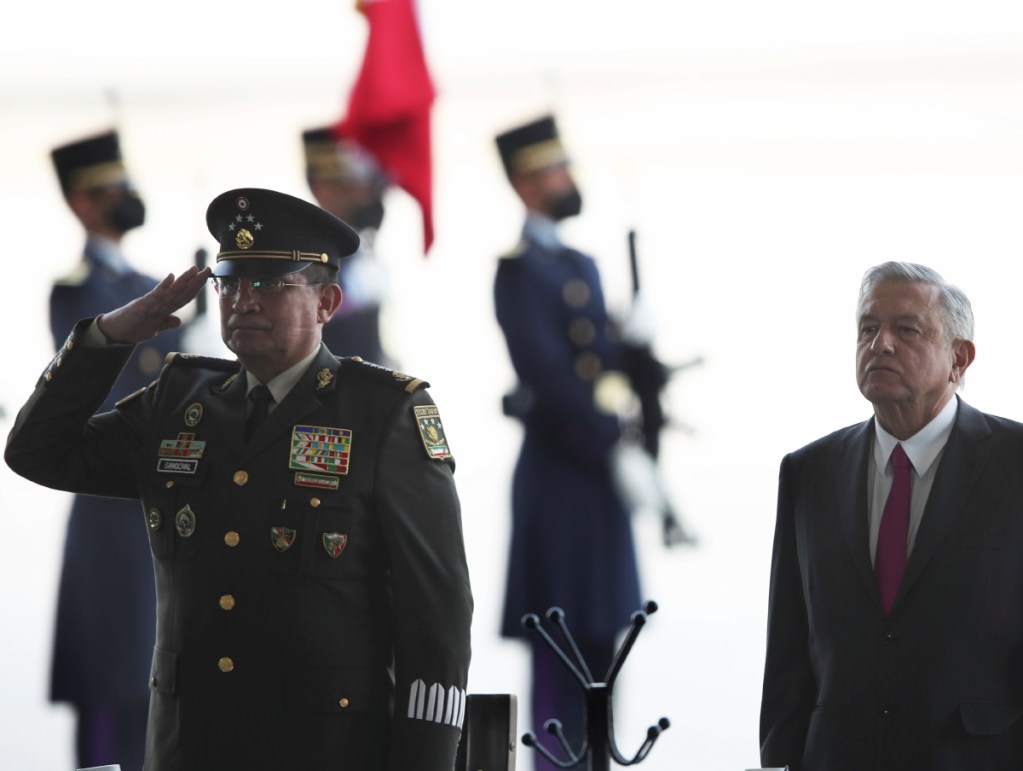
xmin=164 ymin=352 xmax=239 ymax=372
xmin=342 ymin=356 xmax=429 ymax=394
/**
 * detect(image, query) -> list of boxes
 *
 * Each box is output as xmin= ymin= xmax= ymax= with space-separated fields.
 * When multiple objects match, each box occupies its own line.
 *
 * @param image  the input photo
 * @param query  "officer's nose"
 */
xmin=231 ymin=280 xmax=261 ymax=311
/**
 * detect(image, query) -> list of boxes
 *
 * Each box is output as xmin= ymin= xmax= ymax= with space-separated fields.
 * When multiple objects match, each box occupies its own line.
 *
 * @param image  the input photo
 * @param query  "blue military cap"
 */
xmin=51 ymin=129 xmax=132 ymax=196
xmin=495 ymin=115 xmax=570 ymax=179
xmin=206 ymin=187 xmax=360 ymax=278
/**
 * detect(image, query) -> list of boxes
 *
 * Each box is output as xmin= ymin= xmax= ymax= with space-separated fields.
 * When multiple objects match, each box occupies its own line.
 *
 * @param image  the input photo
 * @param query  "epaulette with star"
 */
xmin=341 ymin=356 xmax=429 ymax=394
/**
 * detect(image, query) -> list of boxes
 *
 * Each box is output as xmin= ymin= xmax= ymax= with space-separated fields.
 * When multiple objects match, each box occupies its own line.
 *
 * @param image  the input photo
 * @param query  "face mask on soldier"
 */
xmin=107 ymin=191 xmax=146 ymax=233
xmin=346 ymin=197 xmax=385 ymax=232
xmin=546 ymin=186 xmax=583 ymax=222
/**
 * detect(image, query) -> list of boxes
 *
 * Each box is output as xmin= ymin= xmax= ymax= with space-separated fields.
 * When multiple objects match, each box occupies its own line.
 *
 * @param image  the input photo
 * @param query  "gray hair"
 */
xmin=858 ymin=261 xmax=974 ymax=343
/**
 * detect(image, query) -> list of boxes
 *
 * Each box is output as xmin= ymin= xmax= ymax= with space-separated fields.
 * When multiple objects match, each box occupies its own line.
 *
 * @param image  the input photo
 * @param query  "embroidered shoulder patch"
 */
xmin=414 ymin=405 xmax=452 ymax=460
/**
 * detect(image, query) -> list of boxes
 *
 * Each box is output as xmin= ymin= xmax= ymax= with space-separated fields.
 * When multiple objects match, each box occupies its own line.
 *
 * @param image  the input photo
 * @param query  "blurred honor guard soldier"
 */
xmin=48 ymin=129 xmax=186 ymax=771
xmin=7 ymin=187 xmax=473 ymax=771
xmin=303 ymin=126 xmax=395 ymax=366
xmin=493 ymin=115 xmax=658 ymax=765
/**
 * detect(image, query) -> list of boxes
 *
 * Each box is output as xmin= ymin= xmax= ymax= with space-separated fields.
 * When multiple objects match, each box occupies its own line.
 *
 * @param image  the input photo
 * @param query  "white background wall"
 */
xmin=3 ymin=1 xmax=1023 ymax=768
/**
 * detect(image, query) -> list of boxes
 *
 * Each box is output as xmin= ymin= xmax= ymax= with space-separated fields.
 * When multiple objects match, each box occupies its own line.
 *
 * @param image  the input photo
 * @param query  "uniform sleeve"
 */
xmin=373 ymin=388 xmax=473 ymax=771
xmin=759 ymin=453 xmax=815 ymax=771
xmin=5 ymin=318 xmax=148 ymax=500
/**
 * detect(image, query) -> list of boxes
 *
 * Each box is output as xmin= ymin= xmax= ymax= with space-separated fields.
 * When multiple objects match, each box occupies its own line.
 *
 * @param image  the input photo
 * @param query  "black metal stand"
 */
xmin=520 ymin=600 xmax=670 ymax=769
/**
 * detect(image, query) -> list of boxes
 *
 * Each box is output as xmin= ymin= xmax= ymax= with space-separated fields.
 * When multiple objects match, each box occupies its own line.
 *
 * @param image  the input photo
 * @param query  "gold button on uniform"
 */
xmin=310 ymin=497 xmax=321 ymax=508
xmin=224 ymin=531 xmax=240 ymax=547
xmin=219 ymin=594 xmax=236 ymax=611
xmin=218 ymin=657 xmax=234 ymax=672
xmin=233 ymin=470 xmax=249 ymax=486
xmin=338 ymin=698 xmax=350 ymax=708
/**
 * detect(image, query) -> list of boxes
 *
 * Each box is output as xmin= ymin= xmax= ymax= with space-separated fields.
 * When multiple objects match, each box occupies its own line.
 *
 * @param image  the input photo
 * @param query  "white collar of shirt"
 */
xmin=244 ymin=345 xmax=322 ymax=407
xmin=872 ymin=394 xmax=958 ymax=475
xmin=523 ymin=211 xmax=562 ymax=251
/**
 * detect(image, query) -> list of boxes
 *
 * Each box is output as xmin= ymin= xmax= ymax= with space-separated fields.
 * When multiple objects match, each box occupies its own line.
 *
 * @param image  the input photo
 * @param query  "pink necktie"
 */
xmin=875 ymin=443 xmax=912 ymax=616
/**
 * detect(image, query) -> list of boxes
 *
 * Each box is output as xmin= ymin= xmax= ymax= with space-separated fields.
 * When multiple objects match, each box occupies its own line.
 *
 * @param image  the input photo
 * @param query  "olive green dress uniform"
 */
xmin=6 ymin=322 xmax=473 ymax=771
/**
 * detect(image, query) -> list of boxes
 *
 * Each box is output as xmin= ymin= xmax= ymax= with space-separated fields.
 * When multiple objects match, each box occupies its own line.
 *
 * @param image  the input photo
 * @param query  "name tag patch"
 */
xmin=290 ymin=425 xmax=352 ymax=476
xmin=157 ymin=433 xmax=206 ymax=474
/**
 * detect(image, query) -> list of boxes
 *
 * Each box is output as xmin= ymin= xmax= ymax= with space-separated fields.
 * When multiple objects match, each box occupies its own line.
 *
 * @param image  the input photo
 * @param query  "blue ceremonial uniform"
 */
xmin=48 ymin=236 xmax=184 ymax=769
xmin=495 ymin=217 xmax=642 ymax=753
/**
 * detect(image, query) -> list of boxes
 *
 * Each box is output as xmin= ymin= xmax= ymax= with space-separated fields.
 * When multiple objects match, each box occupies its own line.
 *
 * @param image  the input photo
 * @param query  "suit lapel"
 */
xmin=894 ymin=398 xmax=992 ymax=610
xmin=838 ymin=420 xmax=877 ymax=598
xmin=241 ymin=346 xmax=341 ymax=461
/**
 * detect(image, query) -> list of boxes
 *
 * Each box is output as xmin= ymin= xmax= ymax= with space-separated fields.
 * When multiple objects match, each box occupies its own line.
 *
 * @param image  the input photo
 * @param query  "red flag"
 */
xmin=336 ymin=0 xmax=436 ymax=254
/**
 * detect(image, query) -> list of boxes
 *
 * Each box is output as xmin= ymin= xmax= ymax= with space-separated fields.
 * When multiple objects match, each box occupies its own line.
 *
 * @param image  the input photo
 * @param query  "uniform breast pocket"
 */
xmin=269 ymin=493 xmax=363 ymax=578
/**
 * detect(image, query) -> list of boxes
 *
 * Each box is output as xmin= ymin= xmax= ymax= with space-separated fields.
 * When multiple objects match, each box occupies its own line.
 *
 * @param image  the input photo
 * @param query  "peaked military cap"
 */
xmin=51 ymin=130 xmax=131 ymax=196
xmin=302 ymin=126 xmax=384 ymax=186
xmin=206 ymin=187 xmax=360 ymax=277
xmin=495 ymin=114 xmax=570 ymax=178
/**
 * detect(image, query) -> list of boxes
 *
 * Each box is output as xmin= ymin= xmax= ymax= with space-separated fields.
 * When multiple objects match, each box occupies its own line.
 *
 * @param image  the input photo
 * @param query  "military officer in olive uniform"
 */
xmin=7 ymin=187 xmax=473 ymax=771
xmin=493 ymin=115 xmax=646 ymax=767
xmin=48 ymin=129 xmax=187 ymax=771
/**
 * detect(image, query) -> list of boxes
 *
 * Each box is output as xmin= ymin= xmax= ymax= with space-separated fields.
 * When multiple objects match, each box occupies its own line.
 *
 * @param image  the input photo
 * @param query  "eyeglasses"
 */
xmin=211 ymin=276 xmax=324 ymax=298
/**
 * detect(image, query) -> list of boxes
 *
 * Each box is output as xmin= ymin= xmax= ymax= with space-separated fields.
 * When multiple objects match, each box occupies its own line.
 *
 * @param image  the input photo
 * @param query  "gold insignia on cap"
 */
xmin=236 ymin=228 xmax=254 ymax=250
xmin=316 ymin=368 xmax=334 ymax=390
xmin=414 ymin=405 xmax=452 ymax=460
xmin=184 ymin=402 xmax=204 ymax=427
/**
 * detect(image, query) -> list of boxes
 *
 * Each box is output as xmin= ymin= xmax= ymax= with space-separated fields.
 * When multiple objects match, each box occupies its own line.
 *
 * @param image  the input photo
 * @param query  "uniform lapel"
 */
xmin=894 ymin=398 xmax=992 ymax=610
xmin=837 ymin=420 xmax=877 ymax=598
xmin=209 ymin=366 xmax=248 ymax=458
xmin=242 ymin=346 xmax=341 ymax=460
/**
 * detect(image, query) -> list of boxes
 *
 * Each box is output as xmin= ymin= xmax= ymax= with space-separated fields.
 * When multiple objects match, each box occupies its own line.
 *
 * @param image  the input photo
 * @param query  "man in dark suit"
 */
xmin=7 ymin=187 xmax=472 ymax=771
xmin=493 ymin=114 xmax=668 ymax=767
xmin=760 ymin=261 xmax=1023 ymax=770
xmin=48 ymin=129 xmax=186 ymax=771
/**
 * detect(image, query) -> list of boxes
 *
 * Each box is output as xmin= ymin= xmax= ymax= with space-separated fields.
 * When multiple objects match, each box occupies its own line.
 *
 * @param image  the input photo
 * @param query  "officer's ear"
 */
xmin=318 ymin=283 xmax=343 ymax=323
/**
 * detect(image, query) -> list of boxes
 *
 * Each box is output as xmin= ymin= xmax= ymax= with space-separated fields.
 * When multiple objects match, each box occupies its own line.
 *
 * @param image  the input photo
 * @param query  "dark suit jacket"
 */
xmin=7 ymin=321 xmax=473 ymax=771
xmin=761 ymin=397 xmax=1023 ymax=770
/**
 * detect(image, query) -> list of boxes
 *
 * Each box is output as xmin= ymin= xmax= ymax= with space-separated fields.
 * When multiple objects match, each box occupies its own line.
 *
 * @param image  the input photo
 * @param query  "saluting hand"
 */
xmin=96 ymin=266 xmax=213 ymax=344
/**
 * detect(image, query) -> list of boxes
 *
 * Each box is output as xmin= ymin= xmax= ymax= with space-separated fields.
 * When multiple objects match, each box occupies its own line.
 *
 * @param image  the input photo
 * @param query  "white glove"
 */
xmin=610 ymin=441 xmax=667 ymax=514
xmin=618 ymin=291 xmax=658 ymax=347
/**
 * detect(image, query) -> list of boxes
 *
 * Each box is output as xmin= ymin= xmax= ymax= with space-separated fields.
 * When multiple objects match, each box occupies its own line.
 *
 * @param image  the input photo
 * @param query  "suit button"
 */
xmin=339 ymin=698 xmax=350 ymax=708
xmin=218 ymin=657 xmax=234 ymax=673
xmin=233 ymin=470 xmax=249 ymax=486
xmin=310 ymin=497 xmax=321 ymax=508
xmin=219 ymin=594 xmax=236 ymax=611
xmin=881 ymin=705 xmax=893 ymax=717
xmin=150 ymin=676 xmax=158 ymax=688
xmin=224 ymin=531 xmax=240 ymax=547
